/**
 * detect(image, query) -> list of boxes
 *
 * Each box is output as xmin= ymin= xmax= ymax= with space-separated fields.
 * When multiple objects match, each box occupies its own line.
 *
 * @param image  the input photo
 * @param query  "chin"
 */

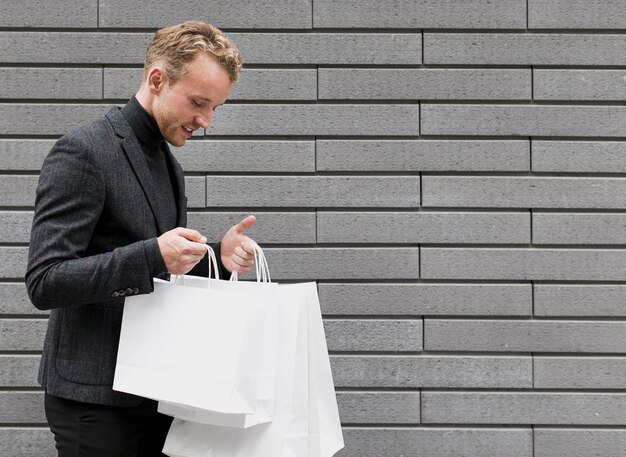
xmin=167 ymin=136 xmax=185 ymax=147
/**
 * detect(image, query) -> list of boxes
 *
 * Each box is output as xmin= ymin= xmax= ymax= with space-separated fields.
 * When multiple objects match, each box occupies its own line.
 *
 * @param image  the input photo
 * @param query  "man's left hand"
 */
xmin=220 ymin=215 xmax=257 ymax=273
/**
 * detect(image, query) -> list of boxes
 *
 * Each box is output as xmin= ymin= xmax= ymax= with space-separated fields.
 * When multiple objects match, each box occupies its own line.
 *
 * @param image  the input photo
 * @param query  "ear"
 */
xmin=147 ymin=67 xmax=167 ymax=94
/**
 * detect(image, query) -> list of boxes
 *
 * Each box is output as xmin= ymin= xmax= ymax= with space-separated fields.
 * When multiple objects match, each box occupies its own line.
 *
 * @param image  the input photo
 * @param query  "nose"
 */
xmin=195 ymin=112 xmax=211 ymax=130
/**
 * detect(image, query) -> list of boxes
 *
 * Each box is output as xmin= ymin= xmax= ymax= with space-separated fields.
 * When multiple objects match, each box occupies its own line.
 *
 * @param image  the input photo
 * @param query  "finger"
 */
xmin=231 ymin=261 xmax=251 ymax=274
xmin=235 ymin=244 xmax=255 ymax=258
xmin=239 ymin=240 xmax=257 ymax=256
xmin=231 ymin=249 xmax=254 ymax=265
xmin=182 ymin=239 xmax=209 ymax=256
xmin=233 ymin=253 xmax=255 ymax=269
xmin=174 ymin=227 xmax=207 ymax=243
xmin=233 ymin=215 xmax=256 ymax=234
xmin=233 ymin=246 xmax=254 ymax=264
xmin=231 ymin=254 xmax=254 ymax=268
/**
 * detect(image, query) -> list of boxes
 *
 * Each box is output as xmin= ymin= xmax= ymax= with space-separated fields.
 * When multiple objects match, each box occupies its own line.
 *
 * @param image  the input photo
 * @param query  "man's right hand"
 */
xmin=157 ymin=227 xmax=208 ymax=275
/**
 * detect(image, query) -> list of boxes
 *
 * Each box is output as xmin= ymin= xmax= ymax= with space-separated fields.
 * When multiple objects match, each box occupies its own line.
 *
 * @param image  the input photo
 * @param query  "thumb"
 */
xmin=175 ymin=227 xmax=207 ymax=243
xmin=233 ymin=215 xmax=256 ymax=234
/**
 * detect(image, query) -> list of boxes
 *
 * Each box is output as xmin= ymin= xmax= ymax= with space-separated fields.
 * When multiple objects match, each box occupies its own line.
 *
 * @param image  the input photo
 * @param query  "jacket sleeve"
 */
xmin=25 ymin=134 xmax=165 ymax=310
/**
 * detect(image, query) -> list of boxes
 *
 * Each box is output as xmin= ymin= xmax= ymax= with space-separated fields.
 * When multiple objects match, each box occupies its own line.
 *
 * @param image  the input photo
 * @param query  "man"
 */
xmin=25 ymin=21 xmax=254 ymax=456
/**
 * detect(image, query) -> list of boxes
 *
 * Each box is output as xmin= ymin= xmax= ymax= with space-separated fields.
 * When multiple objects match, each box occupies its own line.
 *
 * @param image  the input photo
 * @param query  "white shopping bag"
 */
xmin=162 ymin=282 xmax=344 ymax=457
xmin=113 ymin=249 xmax=272 ymax=415
xmin=158 ymin=276 xmax=279 ymax=428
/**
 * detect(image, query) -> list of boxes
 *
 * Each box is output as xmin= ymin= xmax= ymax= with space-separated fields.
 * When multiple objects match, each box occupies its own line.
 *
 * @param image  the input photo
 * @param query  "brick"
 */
xmin=535 ymin=70 xmax=626 ymax=101
xmin=177 ymin=140 xmax=315 ymax=172
xmin=0 ymin=325 xmax=392 ymax=377
xmin=535 ymin=357 xmax=626 ymax=389
xmin=0 ymin=176 xmax=38 ymax=207
xmin=313 ymin=0 xmax=526 ymax=28
xmin=103 ymin=68 xmax=142 ymax=100
xmin=0 ymin=283 xmax=46 ymax=315
xmin=0 ymin=32 xmax=150 ymax=64
xmin=0 ymin=428 xmax=55 ymax=457
xmin=317 ymin=211 xmax=530 ymax=244
xmin=340 ymin=428 xmax=532 ymax=457
xmin=331 ymin=355 xmax=532 ymax=388
xmin=0 ymin=211 xmax=33 ymax=243
xmin=9 ymin=391 xmax=415 ymax=426
xmin=319 ymin=283 xmax=532 ymax=316
xmin=319 ymin=69 xmax=531 ymax=100
xmin=422 ymin=177 xmax=626 ymax=209
xmin=0 ymin=247 xmax=28 ymax=279
xmin=325 ymin=320 xmax=422 ymax=352
xmin=337 ymin=392 xmax=420 ymax=424
xmin=99 ymin=0 xmax=311 ymax=28
xmin=533 ymin=213 xmax=626 ymax=245
xmin=229 ymin=69 xmax=317 ymax=100
xmin=208 ymin=104 xmax=420 ymax=136
xmin=205 ymin=177 xmax=420 ymax=208
xmin=230 ymin=33 xmax=421 ymax=65
xmin=529 ymin=0 xmax=626 ymax=29
xmin=424 ymin=33 xmax=626 ymax=65
xmin=16 ymin=249 xmax=408 ymax=285
xmin=425 ymin=319 xmax=626 ymax=353
xmin=0 ymin=0 xmax=97 ymax=27
xmin=421 ymin=105 xmax=626 ymax=137
xmin=0 ymin=32 xmax=421 ymax=65
xmin=532 ymin=141 xmax=626 ymax=173
xmin=316 ymin=140 xmax=529 ymax=172
xmin=105 ymin=68 xmax=318 ymax=101
xmin=185 ymin=176 xmax=205 ymax=208
xmin=535 ymin=285 xmax=626 ymax=317
xmin=0 ymin=140 xmax=54 ymax=171
xmin=0 ymin=104 xmax=114 ymax=136
xmin=422 ymin=392 xmax=626 ymax=425
xmin=0 ymin=392 xmax=45 ymax=423
xmin=0 ymin=319 xmax=47 ymax=351
xmin=421 ymin=248 xmax=626 ymax=281
xmin=188 ymin=212 xmax=316 ymax=244
xmin=0 ymin=356 xmax=40 ymax=387
xmin=535 ymin=429 xmax=626 ymax=457
xmin=263 ymin=248 xmax=419 ymax=280
xmin=0 ymin=68 xmax=101 ymax=100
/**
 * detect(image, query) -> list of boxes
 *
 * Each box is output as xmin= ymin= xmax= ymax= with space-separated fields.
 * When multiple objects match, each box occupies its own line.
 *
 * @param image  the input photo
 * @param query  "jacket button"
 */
xmin=112 ymin=292 xmax=119 ymax=297
xmin=132 ymin=288 xmax=139 ymax=294
xmin=125 ymin=288 xmax=133 ymax=295
xmin=119 ymin=289 xmax=126 ymax=296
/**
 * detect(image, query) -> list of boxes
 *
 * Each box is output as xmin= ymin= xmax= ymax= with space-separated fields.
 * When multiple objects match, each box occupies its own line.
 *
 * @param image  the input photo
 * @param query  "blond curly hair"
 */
xmin=144 ymin=21 xmax=242 ymax=84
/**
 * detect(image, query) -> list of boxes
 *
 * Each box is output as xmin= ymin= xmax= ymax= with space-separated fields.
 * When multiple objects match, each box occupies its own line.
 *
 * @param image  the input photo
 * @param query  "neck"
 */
xmin=135 ymin=85 xmax=154 ymax=118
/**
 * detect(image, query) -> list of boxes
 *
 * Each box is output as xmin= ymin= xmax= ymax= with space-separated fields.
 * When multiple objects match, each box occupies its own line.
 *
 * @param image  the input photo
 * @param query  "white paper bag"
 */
xmin=158 ymin=275 xmax=279 ymax=428
xmin=162 ymin=282 xmax=344 ymax=457
xmin=113 ymin=274 xmax=270 ymax=414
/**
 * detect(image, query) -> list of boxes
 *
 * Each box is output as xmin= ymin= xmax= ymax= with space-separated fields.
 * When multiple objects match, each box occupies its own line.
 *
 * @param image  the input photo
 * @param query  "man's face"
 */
xmin=152 ymin=53 xmax=232 ymax=147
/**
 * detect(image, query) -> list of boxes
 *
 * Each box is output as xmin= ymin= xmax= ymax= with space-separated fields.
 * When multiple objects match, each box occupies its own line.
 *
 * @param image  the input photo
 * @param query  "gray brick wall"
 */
xmin=1 ymin=1 xmax=625 ymax=456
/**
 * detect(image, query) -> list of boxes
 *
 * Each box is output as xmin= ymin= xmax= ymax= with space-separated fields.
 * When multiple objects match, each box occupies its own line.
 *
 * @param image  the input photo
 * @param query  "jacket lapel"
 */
xmin=105 ymin=107 xmax=168 ymax=235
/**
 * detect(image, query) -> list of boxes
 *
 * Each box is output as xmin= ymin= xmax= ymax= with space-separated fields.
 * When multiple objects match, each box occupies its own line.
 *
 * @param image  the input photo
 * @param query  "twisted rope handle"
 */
xmin=171 ymin=244 xmax=220 ymax=286
xmin=230 ymin=241 xmax=271 ymax=283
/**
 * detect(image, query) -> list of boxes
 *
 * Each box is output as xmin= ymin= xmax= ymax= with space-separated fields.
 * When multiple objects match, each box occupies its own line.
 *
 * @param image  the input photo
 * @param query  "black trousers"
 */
xmin=44 ymin=393 xmax=173 ymax=457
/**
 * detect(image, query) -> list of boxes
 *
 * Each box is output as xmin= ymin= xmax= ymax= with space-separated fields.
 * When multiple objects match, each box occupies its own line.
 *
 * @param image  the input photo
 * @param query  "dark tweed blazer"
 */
xmin=26 ymin=107 xmax=223 ymax=406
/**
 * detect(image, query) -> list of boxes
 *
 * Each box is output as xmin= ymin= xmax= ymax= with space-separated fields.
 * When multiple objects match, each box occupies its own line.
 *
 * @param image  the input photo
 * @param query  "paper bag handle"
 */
xmin=230 ymin=241 xmax=271 ymax=283
xmin=206 ymin=244 xmax=220 ymax=281
xmin=171 ymin=244 xmax=220 ymax=286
